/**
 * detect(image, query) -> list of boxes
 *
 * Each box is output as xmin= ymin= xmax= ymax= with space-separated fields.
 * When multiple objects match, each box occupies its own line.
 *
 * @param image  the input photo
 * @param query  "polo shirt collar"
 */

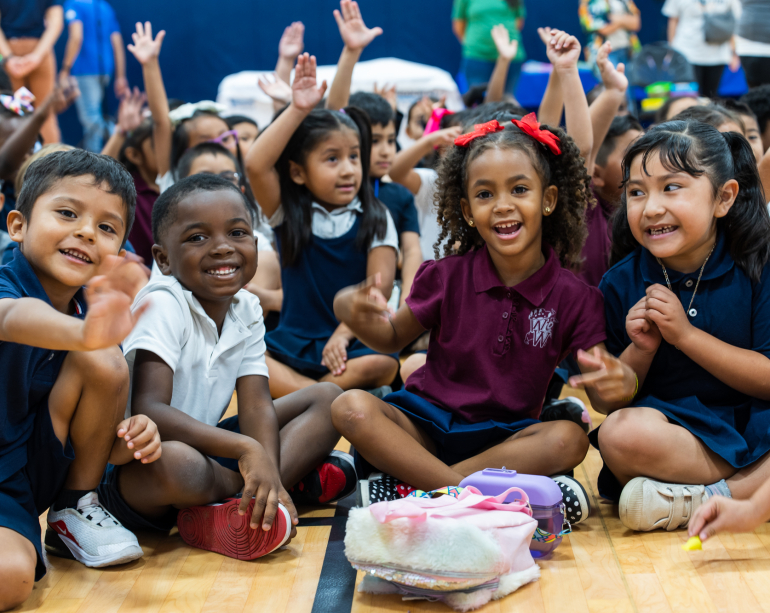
xmin=9 ymin=249 xmax=86 ymax=311
xmin=473 ymin=244 xmax=561 ymax=306
xmin=640 ymin=231 xmax=733 ymax=285
xmin=311 ymin=196 xmax=362 ymax=217
xmin=171 ymin=276 xmax=251 ymax=341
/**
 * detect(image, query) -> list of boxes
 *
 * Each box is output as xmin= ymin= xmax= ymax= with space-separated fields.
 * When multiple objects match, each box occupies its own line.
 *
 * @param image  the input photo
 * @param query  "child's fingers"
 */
xmin=144 ymin=21 xmax=153 ymax=40
xmin=155 ymin=30 xmax=166 ymax=48
xmin=122 ymin=416 xmax=149 ymax=441
xmin=140 ymin=445 xmax=162 ymax=464
xmin=126 ymin=424 xmax=157 ymax=450
xmin=568 ymin=367 xmax=609 ymax=388
xmin=256 ymin=489 xmax=279 ymax=531
xmin=333 ymin=9 xmax=344 ymax=30
xmin=280 ymin=490 xmax=299 ymax=525
xmin=575 ymin=348 xmax=605 ymax=370
xmin=116 ymin=417 xmax=131 ymax=439
xmin=135 ymin=434 xmax=161 ymax=460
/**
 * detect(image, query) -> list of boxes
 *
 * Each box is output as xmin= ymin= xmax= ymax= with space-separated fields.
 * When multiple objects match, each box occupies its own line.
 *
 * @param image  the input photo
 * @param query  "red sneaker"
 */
xmin=289 ymin=451 xmax=357 ymax=505
xmin=177 ymin=497 xmax=291 ymax=560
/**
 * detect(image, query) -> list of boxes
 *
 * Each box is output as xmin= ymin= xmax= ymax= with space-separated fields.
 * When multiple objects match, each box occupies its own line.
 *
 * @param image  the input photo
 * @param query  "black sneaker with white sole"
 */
xmin=541 ymin=397 xmax=593 ymax=433
xmin=552 ymin=475 xmax=591 ymax=525
xmin=356 ymin=473 xmax=416 ymax=507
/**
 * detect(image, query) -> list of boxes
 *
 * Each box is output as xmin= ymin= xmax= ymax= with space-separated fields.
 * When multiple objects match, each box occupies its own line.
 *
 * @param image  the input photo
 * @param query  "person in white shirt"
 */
xmin=96 ymin=175 xmax=355 ymax=561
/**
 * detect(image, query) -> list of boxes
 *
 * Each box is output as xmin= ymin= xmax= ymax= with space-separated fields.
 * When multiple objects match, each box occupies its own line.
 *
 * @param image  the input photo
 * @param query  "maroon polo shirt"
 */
xmin=579 ymin=187 xmax=616 ymax=287
xmin=128 ymin=171 xmax=159 ymax=264
xmin=405 ymin=245 xmax=607 ymax=423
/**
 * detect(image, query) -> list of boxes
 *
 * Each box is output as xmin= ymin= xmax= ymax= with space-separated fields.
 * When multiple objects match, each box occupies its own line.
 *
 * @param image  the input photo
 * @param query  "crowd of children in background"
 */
xmin=4 ymin=0 xmax=770 ymax=609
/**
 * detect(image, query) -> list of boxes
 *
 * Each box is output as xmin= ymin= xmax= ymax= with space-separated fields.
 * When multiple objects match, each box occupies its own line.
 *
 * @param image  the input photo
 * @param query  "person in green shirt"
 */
xmin=452 ymin=0 xmax=526 ymax=95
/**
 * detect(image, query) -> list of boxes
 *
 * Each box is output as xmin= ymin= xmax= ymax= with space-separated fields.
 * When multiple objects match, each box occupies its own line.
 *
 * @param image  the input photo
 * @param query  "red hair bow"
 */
xmin=454 ymin=119 xmax=505 ymax=147
xmin=510 ymin=113 xmax=562 ymax=155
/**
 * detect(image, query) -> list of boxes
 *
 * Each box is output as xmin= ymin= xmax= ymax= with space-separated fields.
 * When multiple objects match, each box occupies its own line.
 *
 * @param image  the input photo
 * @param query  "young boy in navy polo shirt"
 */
xmin=349 ymin=91 xmax=423 ymax=308
xmin=0 ymin=150 xmax=155 ymax=611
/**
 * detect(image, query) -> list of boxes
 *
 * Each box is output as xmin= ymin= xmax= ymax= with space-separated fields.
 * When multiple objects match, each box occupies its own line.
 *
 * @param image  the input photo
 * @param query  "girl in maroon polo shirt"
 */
xmin=333 ymin=115 xmax=625 ymax=522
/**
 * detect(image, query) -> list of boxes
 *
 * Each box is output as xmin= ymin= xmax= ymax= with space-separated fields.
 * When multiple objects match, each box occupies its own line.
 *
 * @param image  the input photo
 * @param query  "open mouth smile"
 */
xmin=647 ymin=225 xmax=678 ymax=237
xmin=60 ymin=248 xmax=92 ymax=264
xmin=494 ymin=221 xmax=523 ymax=237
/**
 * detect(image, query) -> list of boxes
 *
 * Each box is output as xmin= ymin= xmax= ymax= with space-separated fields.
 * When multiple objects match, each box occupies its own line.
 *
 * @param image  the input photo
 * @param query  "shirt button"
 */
xmin=498 ymin=335 xmax=504 ymax=342
xmin=689 ymin=308 xmax=698 ymax=317
xmin=506 ymin=292 xmax=511 ymax=298
xmin=685 ymin=280 xmax=694 ymax=288
xmin=502 ymin=312 xmax=509 ymax=319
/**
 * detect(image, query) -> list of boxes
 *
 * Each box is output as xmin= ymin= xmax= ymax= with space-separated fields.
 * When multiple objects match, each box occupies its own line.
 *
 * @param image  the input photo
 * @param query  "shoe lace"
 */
xmin=78 ymin=500 xmax=120 ymax=528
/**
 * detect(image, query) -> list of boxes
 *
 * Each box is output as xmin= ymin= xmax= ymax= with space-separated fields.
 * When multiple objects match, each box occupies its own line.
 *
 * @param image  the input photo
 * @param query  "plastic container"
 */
xmin=459 ymin=468 xmax=566 ymax=558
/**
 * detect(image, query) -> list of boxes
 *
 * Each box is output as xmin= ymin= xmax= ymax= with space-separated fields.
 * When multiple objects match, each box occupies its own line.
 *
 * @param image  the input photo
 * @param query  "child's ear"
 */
xmin=460 ymin=197 xmax=474 ymax=227
xmin=288 ymin=160 xmax=306 ymax=186
xmin=542 ymin=185 xmax=558 ymax=216
xmin=124 ymin=146 xmax=143 ymax=166
xmin=151 ymin=244 xmax=172 ymax=275
xmin=714 ymin=178 xmax=739 ymax=218
xmin=7 ymin=210 xmax=25 ymax=244
xmin=592 ymin=164 xmax=606 ymax=189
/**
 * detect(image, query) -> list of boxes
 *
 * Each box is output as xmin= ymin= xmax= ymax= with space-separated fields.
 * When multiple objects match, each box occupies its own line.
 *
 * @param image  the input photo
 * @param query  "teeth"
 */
xmin=649 ymin=226 xmax=676 ymax=235
xmin=61 ymin=249 xmax=91 ymax=262
xmin=496 ymin=222 xmax=521 ymax=229
xmin=207 ymin=267 xmax=237 ymax=276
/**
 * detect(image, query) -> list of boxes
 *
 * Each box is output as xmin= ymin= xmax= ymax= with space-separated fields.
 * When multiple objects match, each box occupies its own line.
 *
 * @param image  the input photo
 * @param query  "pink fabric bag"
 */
xmin=345 ymin=486 xmax=540 ymax=611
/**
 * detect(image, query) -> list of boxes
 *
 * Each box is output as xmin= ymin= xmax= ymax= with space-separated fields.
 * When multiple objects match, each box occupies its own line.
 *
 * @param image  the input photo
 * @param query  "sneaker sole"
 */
xmin=46 ymin=524 xmax=143 ymax=568
xmin=553 ymin=475 xmax=591 ymax=525
xmin=177 ymin=499 xmax=291 ymax=560
xmin=326 ymin=450 xmax=358 ymax=503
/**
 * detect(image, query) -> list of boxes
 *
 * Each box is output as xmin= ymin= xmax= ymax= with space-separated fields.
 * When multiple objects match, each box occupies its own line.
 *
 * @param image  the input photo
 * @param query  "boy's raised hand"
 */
xmin=626 ymin=295 xmax=662 ymax=355
xmin=292 ymin=53 xmax=328 ymax=112
xmin=279 ymin=21 xmax=305 ymax=60
xmin=538 ymin=27 xmax=581 ymax=72
xmin=117 ymin=87 xmax=147 ymax=134
xmin=334 ymin=0 xmax=383 ymax=52
xmin=374 ymin=83 xmax=398 ymax=112
xmin=596 ymin=41 xmax=628 ymax=93
xmin=127 ymin=21 xmax=166 ymax=66
xmin=116 ymin=415 xmax=161 ymax=463
xmin=491 ymin=24 xmax=519 ymax=61
xmin=569 ymin=346 xmax=636 ymax=403
xmin=81 ymin=255 xmax=150 ymax=350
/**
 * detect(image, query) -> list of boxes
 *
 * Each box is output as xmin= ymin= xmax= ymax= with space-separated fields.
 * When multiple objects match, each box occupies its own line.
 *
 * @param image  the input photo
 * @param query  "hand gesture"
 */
xmin=127 ymin=22 xmax=166 ymax=66
xmin=321 ymin=333 xmax=349 ymax=376
xmin=279 ymin=21 xmax=305 ymax=59
xmin=689 ymin=496 xmax=761 ymax=542
xmin=45 ymin=78 xmax=80 ymax=115
xmin=343 ymin=273 xmax=394 ymax=329
xmin=333 ymin=0 xmax=383 ymax=52
xmin=596 ymin=41 xmax=628 ymax=93
xmin=291 ymin=53 xmax=328 ymax=112
xmin=569 ymin=346 xmax=637 ymax=403
xmin=374 ymin=83 xmax=398 ymax=112
xmin=427 ymin=125 xmax=463 ymax=147
xmin=117 ymin=87 xmax=147 ymax=134
xmin=114 ymin=76 xmax=130 ymax=99
xmin=81 ymin=255 xmax=150 ymax=350
xmin=116 ymin=415 xmax=162 ymax=463
xmin=538 ymin=27 xmax=581 ymax=72
xmin=626 ymin=295 xmax=662 ymax=355
xmin=491 ymin=24 xmax=519 ymax=61
xmin=258 ymin=73 xmax=292 ymax=105
xmin=644 ymin=284 xmax=692 ymax=347
xmin=237 ymin=441 xmax=299 ymax=531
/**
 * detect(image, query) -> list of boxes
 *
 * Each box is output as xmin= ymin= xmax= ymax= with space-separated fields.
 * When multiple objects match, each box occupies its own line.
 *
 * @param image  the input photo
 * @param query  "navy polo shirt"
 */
xmin=0 ymin=0 xmax=62 ymax=39
xmin=600 ymin=232 xmax=770 ymax=407
xmin=374 ymin=179 xmax=421 ymax=237
xmin=0 ymin=250 xmax=86 ymax=483
xmin=63 ymin=0 xmax=120 ymax=76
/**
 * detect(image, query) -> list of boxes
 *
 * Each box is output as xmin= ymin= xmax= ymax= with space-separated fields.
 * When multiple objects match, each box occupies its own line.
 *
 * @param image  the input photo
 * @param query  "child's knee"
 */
xmin=598 ymin=409 xmax=649 ymax=462
xmin=70 ymin=346 xmax=129 ymax=396
xmin=331 ymin=389 xmax=379 ymax=434
xmin=314 ymin=382 xmax=344 ymax=408
xmin=546 ymin=420 xmax=590 ymax=465
xmin=352 ymin=356 xmax=398 ymax=387
xmin=400 ymin=353 xmax=426 ymax=382
xmin=0 ymin=539 xmax=36 ymax=610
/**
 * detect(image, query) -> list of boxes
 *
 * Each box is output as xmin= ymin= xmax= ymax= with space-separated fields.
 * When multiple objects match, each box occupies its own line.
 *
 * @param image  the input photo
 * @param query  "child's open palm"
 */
xmin=81 ymin=256 xmax=150 ymax=350
xmin=279 ymin=21 xmax=305 ymax=59
xmin=538 ymin=27 xmax=581 ymax=71
xmin=292 ymin=53 xmax=328 ymax=111
xmin=127 ymin=22 xmax=166 ymax=66
xmin=117 ymin=87 xmax=146 ymax=134
xmin=491 ymin=24 xmax=519 ymax=61
xmin=258 ymin=73 xmax=292 ymax=105
xmin=334 ymin=0 xmax=383 ymax=52
xmin=596 ymin=42 xmax=628 ymax=93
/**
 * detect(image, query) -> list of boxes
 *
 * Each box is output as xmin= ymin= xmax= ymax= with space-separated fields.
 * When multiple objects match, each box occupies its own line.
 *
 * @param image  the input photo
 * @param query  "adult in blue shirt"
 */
xmin=60 ymin=0 xmax=126 ymax=152
xmin=0 ymin=0 xmax=64 ymax=144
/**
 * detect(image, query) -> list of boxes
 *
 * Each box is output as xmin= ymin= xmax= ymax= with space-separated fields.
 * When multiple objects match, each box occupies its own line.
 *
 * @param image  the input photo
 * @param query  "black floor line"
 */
xmin=309 ymin=496 xmax=358 ymax=613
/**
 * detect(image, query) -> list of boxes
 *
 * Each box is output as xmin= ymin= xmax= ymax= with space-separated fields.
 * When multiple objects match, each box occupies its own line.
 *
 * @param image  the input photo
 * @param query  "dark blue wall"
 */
xmin=57 ymin=0 xmax=667 ymax=145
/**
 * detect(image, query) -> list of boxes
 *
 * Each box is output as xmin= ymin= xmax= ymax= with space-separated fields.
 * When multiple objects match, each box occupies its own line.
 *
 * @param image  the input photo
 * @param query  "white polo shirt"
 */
xmin=123 ymin=274 xmax=269 ymax=426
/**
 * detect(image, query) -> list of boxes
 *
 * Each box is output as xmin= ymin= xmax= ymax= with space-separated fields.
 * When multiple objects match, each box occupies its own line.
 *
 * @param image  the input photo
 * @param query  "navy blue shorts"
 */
xmin=97 ymin=416 xmax=244 ymax=533
xmin=0 ymin=403 xmax=74 ymax=581
xmin=354 ymin=390 xmax=539 ymax=475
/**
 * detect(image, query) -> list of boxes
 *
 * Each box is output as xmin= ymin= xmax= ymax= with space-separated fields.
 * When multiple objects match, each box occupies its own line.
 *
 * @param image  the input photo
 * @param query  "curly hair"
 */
xmin=433 ymin=122 xmax=594 ymax=269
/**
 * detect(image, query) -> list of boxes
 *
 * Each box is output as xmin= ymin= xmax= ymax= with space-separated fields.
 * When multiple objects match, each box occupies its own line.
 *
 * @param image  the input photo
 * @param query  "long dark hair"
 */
xmin=275 ymin=106 xmax=387 ymax=267
xmin=611 ymin=120 xmax=770 ymax=282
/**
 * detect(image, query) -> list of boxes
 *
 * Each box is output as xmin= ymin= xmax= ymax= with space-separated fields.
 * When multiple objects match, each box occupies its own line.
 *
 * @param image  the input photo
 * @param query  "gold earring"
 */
xmin=468 ymin=220 xmax=475 ymax=227
xmin=544 ymin=207 xmax=551 ymax=214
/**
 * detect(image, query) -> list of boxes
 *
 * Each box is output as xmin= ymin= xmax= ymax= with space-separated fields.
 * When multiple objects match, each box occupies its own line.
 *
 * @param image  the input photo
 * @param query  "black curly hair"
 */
xmin=434 ymin=121 xmax=594 ymax=269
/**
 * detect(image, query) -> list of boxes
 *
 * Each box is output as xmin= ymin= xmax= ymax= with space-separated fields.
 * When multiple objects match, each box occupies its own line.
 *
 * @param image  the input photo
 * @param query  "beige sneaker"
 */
xmin=619 ymin=477 xmax=706 ymax=531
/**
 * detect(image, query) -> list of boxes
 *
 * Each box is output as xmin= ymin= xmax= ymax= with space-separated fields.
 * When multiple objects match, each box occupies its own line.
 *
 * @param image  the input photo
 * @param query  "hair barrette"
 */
xmin=510 ymin=113 xmax=561 ymax=155
xmin=454 ymin=119 xmax=505 ymax=147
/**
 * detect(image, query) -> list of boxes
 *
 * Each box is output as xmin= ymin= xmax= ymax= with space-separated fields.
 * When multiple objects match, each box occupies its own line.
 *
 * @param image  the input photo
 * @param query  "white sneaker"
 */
xmin=619 ymin=477 xmax=706 ymax=531
xmin=47 ymin=492 xmax=143 ymax=567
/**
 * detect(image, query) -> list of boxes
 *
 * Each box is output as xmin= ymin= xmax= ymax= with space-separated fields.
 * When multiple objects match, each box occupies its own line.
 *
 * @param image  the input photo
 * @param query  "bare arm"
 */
xmin=236 ymin=375 xmax=281 ymax=471
xmin=399 ymin=232 xmax=422 ymax=308
xmin=486 ymin=24 xmax=518 ymax=103
xmin=245 ymin=250 xmax=283 ymax=313
xmin=31 ymin=5 xmax=64 ymax=59
xmin=101 ymin=87 xmax=146 ymax=159
xmin=667 ymin=17 xmax=679 ymax=44
xmin=275 ymin=22 xmax=304 ymax=87
xmin=452 ymin=19 xmax=466 ymax=42
xmin=60 ymin=20 xmax=83 ymax=81
xmin=537 ymin=28 xmax=563 ymax=126
xmin=111 ymin=32 xmax=128 ymax=97
xmin=0 ymin=21 xmax=12 ymax=57
xmin=389 ymin=127 xmax=461 ymax=194
xmin=367 ymin=245 xmax=397 ymax=301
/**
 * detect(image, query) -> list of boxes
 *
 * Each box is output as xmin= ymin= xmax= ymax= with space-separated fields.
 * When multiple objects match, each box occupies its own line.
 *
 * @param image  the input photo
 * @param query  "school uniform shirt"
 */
xmin=405 ymin=244 xmax=606 ymax=423
xmin=600 ymin=232 xmax=770 ymax=468
xmin=0 ymin=250 xmax=86 ymax=482
xmin=579 ymin=187 xmax=615 ymax=287
xmin=373 ymin=179 xmax=421 ymax=237
xmin=128 ymin=171 xmax=158 ymax=264
xmin=123 ymin=274 xmax=269 ymax=427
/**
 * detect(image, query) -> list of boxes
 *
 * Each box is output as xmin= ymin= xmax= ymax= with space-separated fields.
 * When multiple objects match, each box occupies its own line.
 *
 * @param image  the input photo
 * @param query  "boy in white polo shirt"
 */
xmin=94 ymin=174 xmax=354 ymax=560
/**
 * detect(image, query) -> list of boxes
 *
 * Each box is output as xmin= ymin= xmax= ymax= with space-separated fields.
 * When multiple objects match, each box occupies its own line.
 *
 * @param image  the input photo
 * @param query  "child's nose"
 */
xmin=74 ymin=222 xmax=96 ymax=242
xmin=211 ymin=239 xmax=235 ymax=255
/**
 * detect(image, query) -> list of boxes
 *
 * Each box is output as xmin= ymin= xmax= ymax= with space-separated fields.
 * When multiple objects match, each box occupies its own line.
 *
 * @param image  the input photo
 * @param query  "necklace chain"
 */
xmin=656 ymin=243 xmax=715 ymax=317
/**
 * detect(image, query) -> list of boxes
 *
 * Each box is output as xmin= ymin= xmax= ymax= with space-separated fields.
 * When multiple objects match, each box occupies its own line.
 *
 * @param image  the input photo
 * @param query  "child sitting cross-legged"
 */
xmin=95 ymin=174 xmax=354 ymax=561
xmin=0 ymin=150 xmax=156 ymax=611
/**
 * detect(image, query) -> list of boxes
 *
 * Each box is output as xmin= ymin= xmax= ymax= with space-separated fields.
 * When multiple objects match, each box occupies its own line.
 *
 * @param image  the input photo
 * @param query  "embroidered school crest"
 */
xmin=525 ymin=308 xmax=557 ymax=348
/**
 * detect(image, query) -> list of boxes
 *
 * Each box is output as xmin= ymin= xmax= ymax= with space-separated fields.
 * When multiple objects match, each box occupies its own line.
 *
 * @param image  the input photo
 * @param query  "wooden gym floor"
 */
xmin=17 ymin=389 xmax=770 ymax=613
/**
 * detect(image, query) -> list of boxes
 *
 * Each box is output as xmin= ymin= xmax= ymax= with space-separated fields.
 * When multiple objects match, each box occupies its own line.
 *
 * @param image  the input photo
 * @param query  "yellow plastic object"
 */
xmin=682 ymin=536 xmax=702 ymax=551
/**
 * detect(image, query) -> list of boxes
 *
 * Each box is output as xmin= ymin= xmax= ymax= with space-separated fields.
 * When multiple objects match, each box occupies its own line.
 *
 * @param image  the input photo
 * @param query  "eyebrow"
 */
xmin=227 ymin=217 xmax=251 ymax=225
xmin=51 ymin=196 xmax=125 ymax=226
xmin=182 ymin=221 xmax=209 ymax=232
xmin=471 ymin=174 xmax=529 ymax=189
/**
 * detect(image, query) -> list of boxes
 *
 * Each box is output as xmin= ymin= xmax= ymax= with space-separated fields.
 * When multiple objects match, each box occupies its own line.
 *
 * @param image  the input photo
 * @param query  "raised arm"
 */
xmin=537 ymin=28 xmax=563 ymax=126
xmin=246 ymin=53 xmax=327 ymax=219
xmin=101 ymin=87 xmax=146 ymax=159
xmin=326 ymin=0 xmax=382 ymax=111
xmin=111 ymin=31 xmax=128 ymax=98
xmin=127 ymin=22 xmax=171 ymax=177
xmin=486 ymin=24 xmax=518 ymax=103
xmin=275 ymin=22 xmax=304 ymax=86
xmin=389 ymin=127 xmax=461 ymax=194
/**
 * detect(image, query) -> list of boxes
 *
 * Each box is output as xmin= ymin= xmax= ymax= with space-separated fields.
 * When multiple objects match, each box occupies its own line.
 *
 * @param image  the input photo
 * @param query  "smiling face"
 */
xmin=289 ymin=127 xmax=362 ymax=209
xmin=153 ymin=188 xmax=257 ymax=312
xmin=233 ymin=121 xmax=259 ymax=151
xmin=595 ymin=129 xmax=644 ymax=203
xmin=7 ymin=175 xmax=128 ymax=299
xmin=625 ymin=152 xmax=737 ymax=272
xmin=460 ymin=146 xmax=557 ymax=280
xmin=370 ymin=121 xmax=397 ymax=179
